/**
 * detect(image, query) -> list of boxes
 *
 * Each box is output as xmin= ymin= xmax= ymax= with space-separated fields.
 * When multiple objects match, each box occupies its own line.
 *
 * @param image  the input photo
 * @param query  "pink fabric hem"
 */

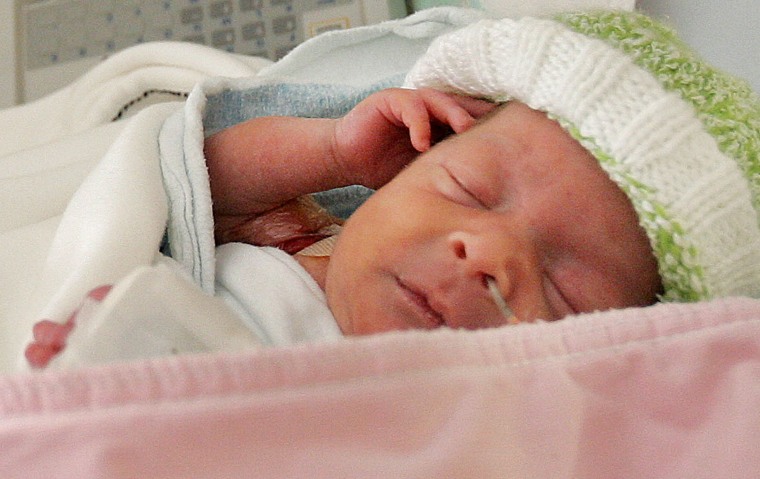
xmin=2 ymin=297 xmax=760 ymax=478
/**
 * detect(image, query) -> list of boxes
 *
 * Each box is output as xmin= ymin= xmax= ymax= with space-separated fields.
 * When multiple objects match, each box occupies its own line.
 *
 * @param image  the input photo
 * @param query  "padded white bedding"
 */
xmin=1 ymin=5 xmax=760 ymax=478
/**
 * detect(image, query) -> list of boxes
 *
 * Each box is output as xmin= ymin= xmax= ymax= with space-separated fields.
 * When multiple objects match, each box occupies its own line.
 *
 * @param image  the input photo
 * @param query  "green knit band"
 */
xmin=556 ymin=11 xmax=760 ymax=223
xmin=555 ymin=116 xmax=707 ymax=301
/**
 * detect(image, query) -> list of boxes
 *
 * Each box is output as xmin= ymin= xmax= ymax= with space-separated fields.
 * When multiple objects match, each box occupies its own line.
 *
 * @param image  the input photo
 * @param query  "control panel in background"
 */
xmin=9 ymin=0 xmax=758 ymax=107
xmin=13 ymin=0 xmax=407 ymax=103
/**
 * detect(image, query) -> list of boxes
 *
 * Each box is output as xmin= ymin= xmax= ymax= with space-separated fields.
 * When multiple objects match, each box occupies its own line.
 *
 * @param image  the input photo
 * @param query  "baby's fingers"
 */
xmin=25 ymin=343 xmax=58 ymax=369
xmin=31 ymin=319 xmax=73 ymax=348
xmin=452 ymin=94 xmax=498 ymax=124
xmin=384 ymin=92 xmax=433 ymax=152
xmin=26 ymin=320 xmax=73 ymax=368
xmin=418 ymin=88 xmax=496 ymax=134
xmin=391 ymin=90 xmax=467 ymax=152
xmin=25 ymin=285 xmax=112 ymax=369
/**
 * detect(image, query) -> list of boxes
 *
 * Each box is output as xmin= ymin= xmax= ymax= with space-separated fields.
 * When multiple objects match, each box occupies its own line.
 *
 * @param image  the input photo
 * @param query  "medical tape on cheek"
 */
xmin=486 ymin=276 xmax=519 ymax=324
xmin=294 ymin=225 xmax=342 ymax=257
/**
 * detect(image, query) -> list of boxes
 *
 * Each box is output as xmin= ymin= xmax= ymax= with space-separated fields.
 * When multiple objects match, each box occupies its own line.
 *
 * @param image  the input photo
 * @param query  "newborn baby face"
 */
xmin=325 ymin=101 xmax=662 ymax=335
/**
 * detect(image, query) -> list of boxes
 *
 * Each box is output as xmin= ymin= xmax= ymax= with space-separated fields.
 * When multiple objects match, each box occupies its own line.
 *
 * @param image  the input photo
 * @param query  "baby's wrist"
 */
xmin=328 ymin=117 xmax=361 ymax=187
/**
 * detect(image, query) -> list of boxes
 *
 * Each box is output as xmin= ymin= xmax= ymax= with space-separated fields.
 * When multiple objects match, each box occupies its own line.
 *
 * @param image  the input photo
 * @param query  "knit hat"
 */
xmin=404 ymin=10 xmax=760 ymax=302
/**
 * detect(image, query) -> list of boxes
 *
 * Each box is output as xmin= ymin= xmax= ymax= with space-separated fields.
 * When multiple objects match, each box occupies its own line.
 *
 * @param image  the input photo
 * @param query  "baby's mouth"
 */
xmin=396 ymin=278 xmax=445 ymax=328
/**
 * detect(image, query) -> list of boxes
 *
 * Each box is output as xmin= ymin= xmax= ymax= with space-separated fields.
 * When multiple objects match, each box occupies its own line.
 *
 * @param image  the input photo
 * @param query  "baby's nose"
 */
xmin=448 ymin=226 xmax=530 ymax=275
xmin=448 ymin=230 xmax=521 ymax=292
xmin=447 ymin=226 xmax=547 ymax=319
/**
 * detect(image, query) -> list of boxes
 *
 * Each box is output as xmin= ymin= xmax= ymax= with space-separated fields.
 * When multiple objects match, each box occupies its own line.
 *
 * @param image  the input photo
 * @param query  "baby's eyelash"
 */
xmin=443 ymin=166 xmax=487 ymax=208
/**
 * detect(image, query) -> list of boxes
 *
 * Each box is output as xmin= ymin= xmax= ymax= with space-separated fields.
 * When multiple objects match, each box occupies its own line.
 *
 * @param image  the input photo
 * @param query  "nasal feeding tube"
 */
xmin=486 ymin=276 xmax=519 ymax=324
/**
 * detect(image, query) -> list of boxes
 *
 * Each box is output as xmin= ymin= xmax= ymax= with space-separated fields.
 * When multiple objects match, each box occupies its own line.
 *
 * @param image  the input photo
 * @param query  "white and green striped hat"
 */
xmin=405 ymin=11 xmax=760 ymax=302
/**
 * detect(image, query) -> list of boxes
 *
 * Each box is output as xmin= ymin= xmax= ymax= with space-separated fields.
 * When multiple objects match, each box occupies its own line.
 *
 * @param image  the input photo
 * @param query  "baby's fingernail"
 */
xmin=453 ymin=117 xmax=474 ymax=133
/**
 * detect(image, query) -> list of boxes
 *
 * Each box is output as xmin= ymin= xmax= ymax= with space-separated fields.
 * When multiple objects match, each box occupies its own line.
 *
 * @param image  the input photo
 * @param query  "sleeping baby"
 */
xmin=26 ymin=10 xmax=760 ymax=368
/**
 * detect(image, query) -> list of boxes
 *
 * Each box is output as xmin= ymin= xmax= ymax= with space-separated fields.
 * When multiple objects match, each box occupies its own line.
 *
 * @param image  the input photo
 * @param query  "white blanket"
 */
xmin=0 ymin=41 xmax=268 ymax=372
xmin=0 ymin=7 xmax=487 ymax=373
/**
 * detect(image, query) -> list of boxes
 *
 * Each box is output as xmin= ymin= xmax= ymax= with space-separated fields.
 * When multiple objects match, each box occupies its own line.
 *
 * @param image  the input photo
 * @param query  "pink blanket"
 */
xmin=2 ymin=296 xmax=759 ymax=478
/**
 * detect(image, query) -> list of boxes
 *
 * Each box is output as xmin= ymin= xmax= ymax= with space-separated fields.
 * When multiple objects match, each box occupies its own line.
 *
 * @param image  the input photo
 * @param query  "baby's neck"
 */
xmin=295 ymin=255 xmax=330 ymax=291
xmin=293 ymin=228 xmax=340 ymax=291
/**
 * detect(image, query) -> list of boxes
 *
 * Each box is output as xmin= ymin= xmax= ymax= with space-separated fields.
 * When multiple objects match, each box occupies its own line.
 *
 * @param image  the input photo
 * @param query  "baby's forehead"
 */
xmin=469 ymin=100 xmax=553 ymax=133
xmin=461 ymin=100 xmax=566 ymax=146
xmin=432 ymin=100 xmax=508 ymax=150
xmin=438 ymin=100 xmax=616 ymax=190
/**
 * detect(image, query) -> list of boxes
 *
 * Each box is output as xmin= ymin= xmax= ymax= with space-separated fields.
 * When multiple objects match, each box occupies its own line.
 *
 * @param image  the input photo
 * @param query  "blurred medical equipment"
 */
xmin=12 ymin=0 xmax=407 ymax=103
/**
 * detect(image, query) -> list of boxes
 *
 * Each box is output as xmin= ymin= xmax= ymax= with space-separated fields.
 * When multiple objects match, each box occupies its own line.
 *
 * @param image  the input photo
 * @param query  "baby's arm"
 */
xmin=205 ymin=88 xmax=494 ymax=222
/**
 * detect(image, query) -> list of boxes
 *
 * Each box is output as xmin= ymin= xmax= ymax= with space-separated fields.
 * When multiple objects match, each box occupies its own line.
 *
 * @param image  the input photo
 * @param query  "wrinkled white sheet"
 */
xmin=0 ymin=42 xmax=269 ymax=373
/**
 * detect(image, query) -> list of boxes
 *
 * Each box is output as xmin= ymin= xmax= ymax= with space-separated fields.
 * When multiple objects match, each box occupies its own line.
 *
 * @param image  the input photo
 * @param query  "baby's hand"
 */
xmin=24 ymin=285 xmax=112 ymax=369
xmin=333 ymin=88 xmax=495 ymax=189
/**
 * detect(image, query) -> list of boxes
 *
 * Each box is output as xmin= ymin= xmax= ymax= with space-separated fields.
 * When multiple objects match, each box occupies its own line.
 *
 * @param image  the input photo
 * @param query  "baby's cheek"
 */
xmin=540 ymin=273 xmax=578 ymax=319
xmin=323 ymin=252 xmax=354 ymax=336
